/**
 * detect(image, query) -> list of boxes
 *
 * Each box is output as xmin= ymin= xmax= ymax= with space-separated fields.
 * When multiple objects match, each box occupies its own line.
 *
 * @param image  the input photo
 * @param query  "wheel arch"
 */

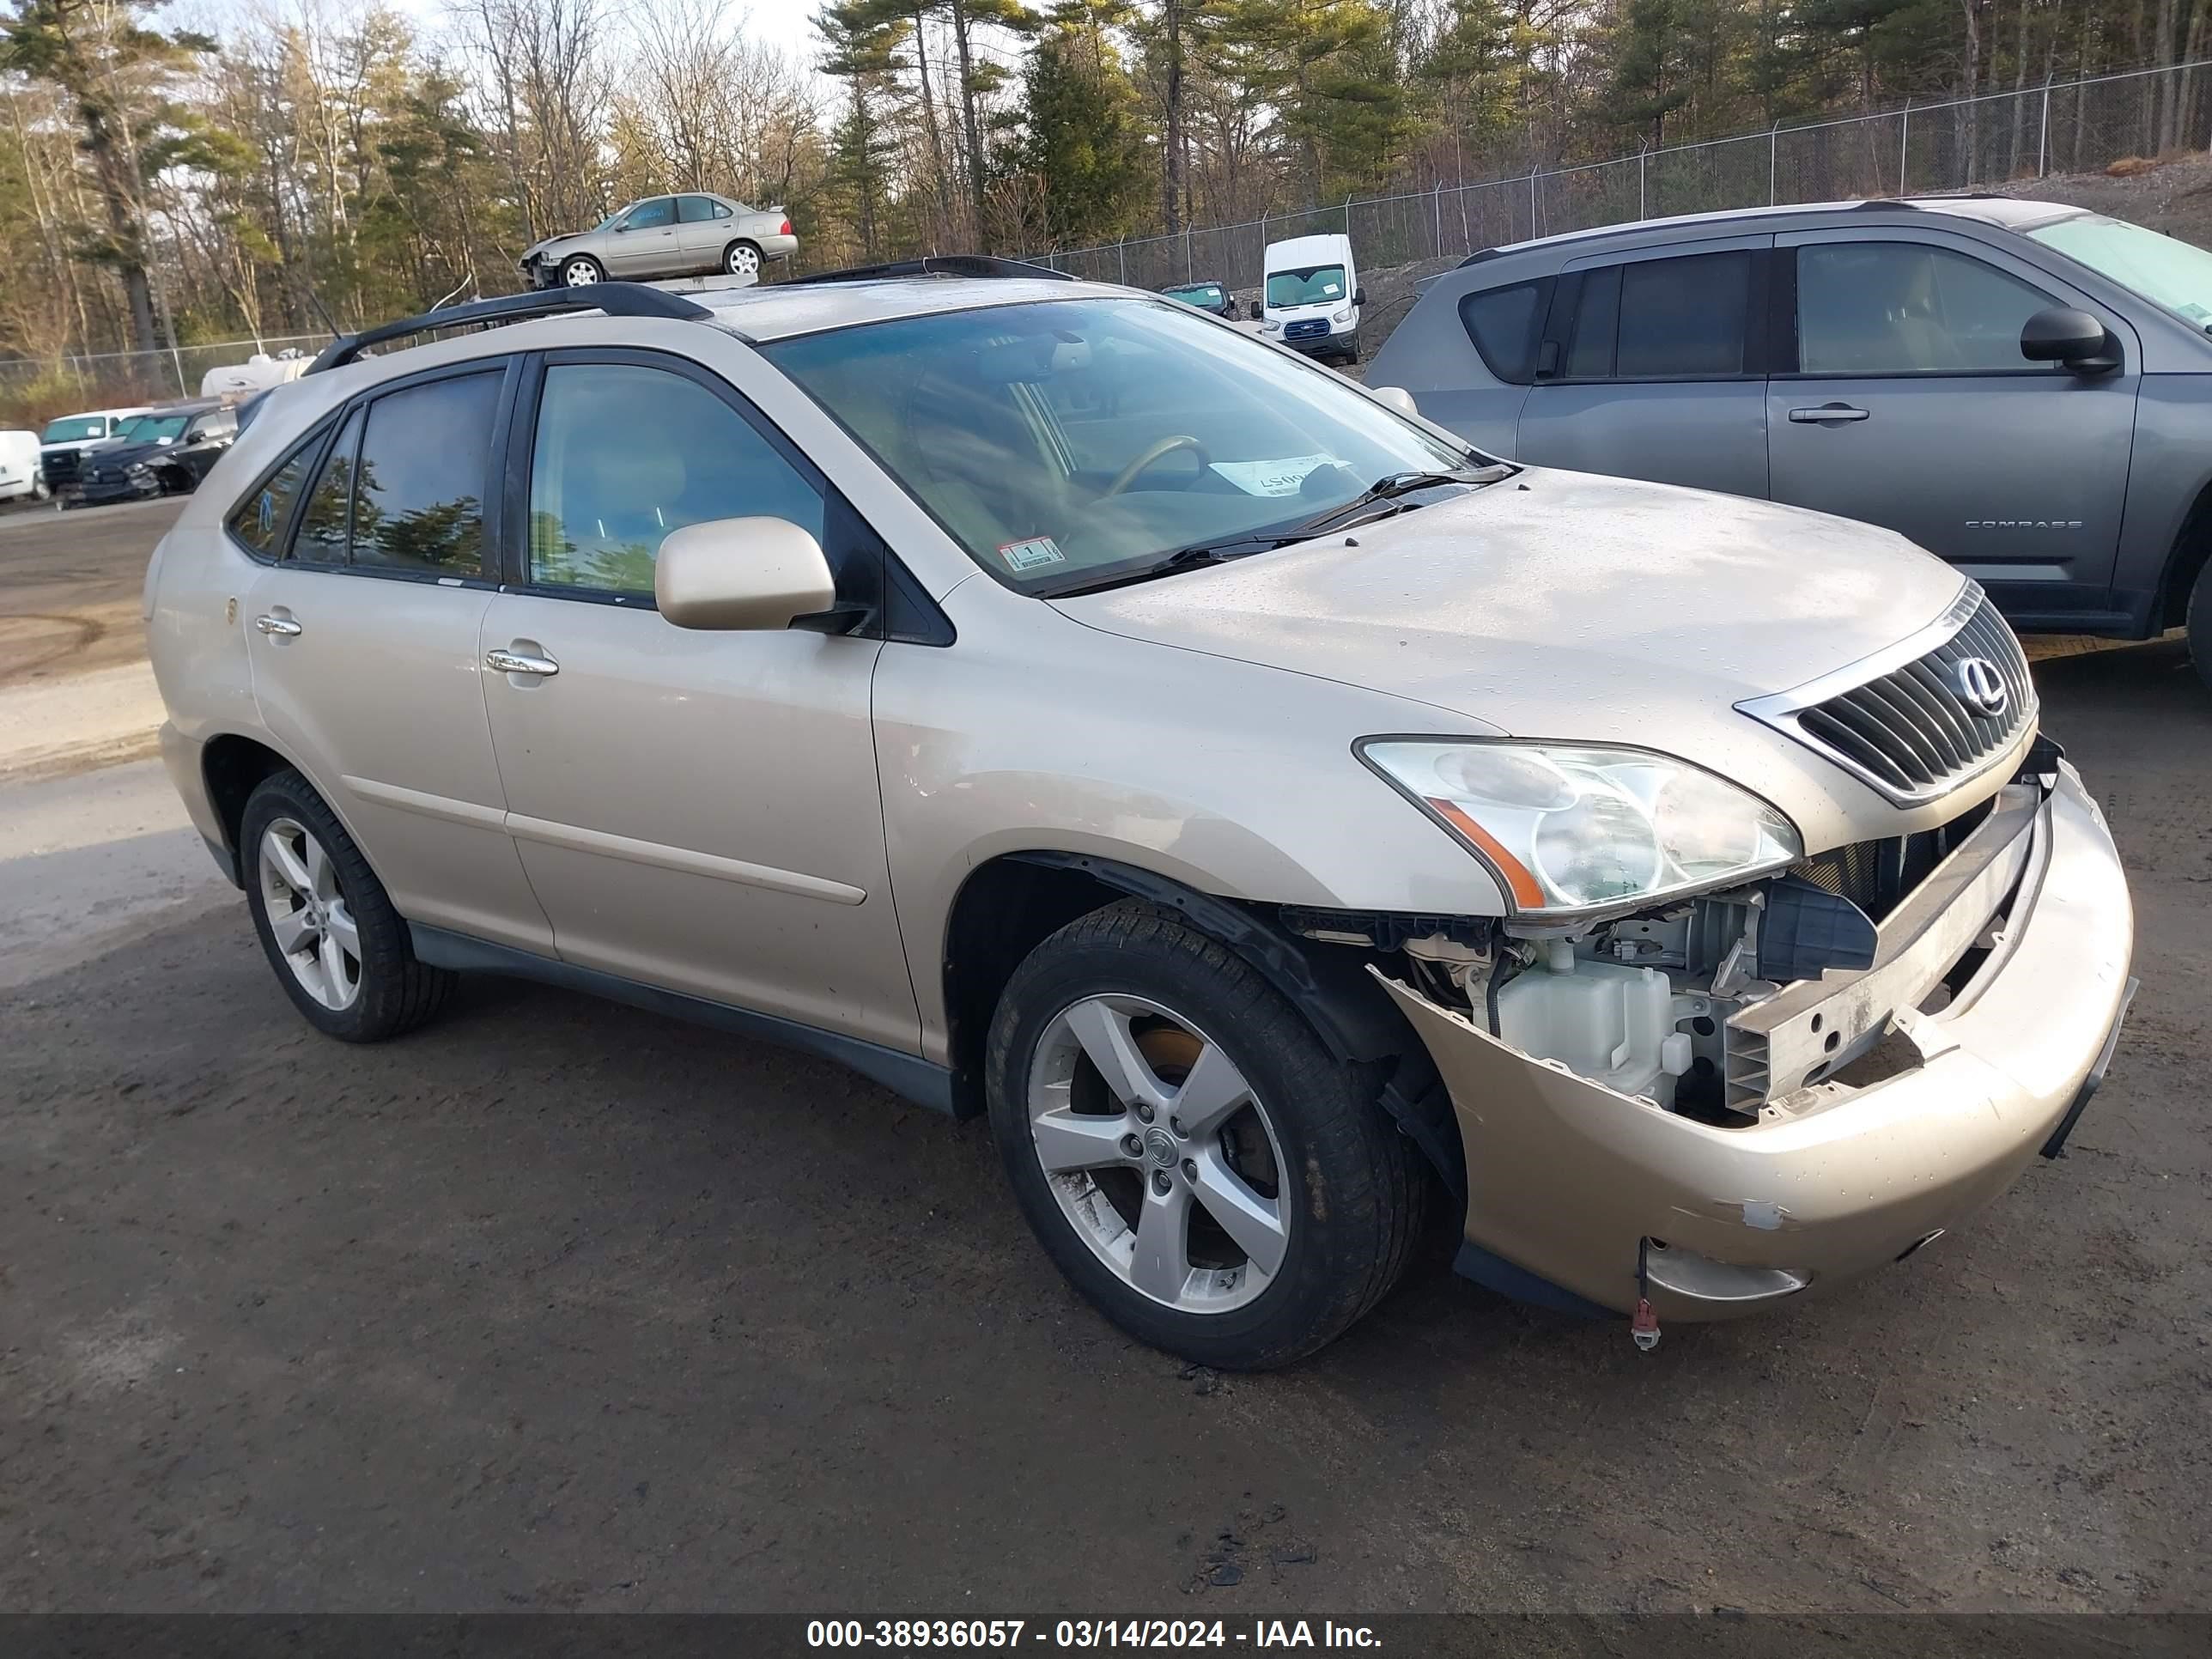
xmin=939 ymin=850 xmax=1420 ymax=1120
xmin=199 ymin=729 xmax=350 ymax=887
xmin=2154 ymin=471 xmax=2212 ymax=632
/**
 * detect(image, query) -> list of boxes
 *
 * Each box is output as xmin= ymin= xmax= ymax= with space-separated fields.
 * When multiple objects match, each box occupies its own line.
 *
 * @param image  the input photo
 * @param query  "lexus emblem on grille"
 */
xmin=1954 ymin=656 xmax=2009 ymax=718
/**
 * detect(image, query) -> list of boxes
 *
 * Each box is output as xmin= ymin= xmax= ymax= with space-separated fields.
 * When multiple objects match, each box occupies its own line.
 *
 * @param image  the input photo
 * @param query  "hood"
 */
xmin=83 ymin=438 xmax=178 ymax=471
xmin=1049 ymin=468 xmax=1966 ymax=756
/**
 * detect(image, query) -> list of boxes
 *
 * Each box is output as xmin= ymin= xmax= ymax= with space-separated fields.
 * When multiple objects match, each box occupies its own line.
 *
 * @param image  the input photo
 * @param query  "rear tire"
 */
xmin=986 ymin=901 xmax=1424 ymax=1370
xmin=240 ymin=769 xmax=454 ymax=1042
xmin=726 ymin=240 xmax=763 ymax=279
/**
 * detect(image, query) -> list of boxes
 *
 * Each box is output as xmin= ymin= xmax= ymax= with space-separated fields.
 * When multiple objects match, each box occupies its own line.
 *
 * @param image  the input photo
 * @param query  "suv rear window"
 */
xmin=1458 ymin=281 xmax=1546 ymax=384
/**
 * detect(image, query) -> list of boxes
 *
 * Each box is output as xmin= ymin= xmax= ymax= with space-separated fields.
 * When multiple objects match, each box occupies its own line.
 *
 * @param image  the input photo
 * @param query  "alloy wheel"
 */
xmin=258 ymin=817 xmax=362 ymax=1011
xmin=727 ymin=243 xmax=762 ymax=278
xmin=1025 ymin=995 xmax=1290 ymax=1314
xmin=562 ymin=258 xmax=600 ymax=288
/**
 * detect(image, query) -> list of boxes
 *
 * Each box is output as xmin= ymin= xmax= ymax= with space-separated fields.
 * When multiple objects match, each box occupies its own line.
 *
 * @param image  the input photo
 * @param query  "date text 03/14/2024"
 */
xmin=805 ymin=1620 xmax=1383 ymax=1649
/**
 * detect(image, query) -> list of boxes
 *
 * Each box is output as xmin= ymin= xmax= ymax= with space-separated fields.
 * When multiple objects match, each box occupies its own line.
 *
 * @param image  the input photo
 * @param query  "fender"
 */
xmin=1007 ymin=850 xmax=1416 ymax=1066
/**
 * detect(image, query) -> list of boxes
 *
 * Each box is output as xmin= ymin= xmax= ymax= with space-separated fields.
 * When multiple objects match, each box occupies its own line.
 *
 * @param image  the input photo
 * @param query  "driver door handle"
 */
xmin=254 ymin=613 xmax=302 ymax=637
xmin=1788 ymin=403 xmax=1870 ymax=423
xmin=485 ymin=647 xmax=559 ymax=678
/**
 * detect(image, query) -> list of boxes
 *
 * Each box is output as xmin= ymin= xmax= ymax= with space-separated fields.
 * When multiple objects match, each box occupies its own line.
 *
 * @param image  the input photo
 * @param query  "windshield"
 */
xmin=125 ymin=413 xmax=190 ymax=444
xmin=1267 ymin=264 xmax=1347 ymax=308
xmin=2030 ymin=213 xmax=2212 ymax=328
xmin=761 ymin=296 xmax=1478 ymax=592
xmin=41 ymin=416 xmax=108 ymax=442
xmin=1164 ymin=283 xmax=1226 ymax=309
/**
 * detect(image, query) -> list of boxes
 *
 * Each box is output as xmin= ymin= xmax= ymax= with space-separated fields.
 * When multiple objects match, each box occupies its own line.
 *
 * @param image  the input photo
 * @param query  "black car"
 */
xmin=1158 ymin=279 xmax=1237 ymax=319
xmin=74 ymin=401 xmax=238 ymax=507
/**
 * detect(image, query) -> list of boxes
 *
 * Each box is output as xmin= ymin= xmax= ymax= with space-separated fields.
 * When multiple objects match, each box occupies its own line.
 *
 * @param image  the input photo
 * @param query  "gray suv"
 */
xmin=1369 ymin=196 xmax=2212 ymax=682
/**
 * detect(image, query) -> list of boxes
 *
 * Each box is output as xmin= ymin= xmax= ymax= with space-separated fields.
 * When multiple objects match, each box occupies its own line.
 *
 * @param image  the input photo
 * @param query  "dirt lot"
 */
xmin=2 ymin=496 xmax=2209 ymax=1616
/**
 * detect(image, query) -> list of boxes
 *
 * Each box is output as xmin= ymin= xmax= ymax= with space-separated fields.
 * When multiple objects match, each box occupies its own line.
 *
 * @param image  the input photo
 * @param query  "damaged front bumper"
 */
xmin=1378 ymin=758 xmax=2134 ymax=1322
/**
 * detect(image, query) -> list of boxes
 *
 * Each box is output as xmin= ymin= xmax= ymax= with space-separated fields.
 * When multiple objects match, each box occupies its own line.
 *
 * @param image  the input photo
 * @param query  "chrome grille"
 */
xmin=1740 ymin=586 xmax=2034 ymax=806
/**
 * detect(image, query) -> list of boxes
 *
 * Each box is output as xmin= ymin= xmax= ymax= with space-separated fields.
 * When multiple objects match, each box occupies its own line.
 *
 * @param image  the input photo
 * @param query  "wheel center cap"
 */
xmin=1144 ymin=1127 xmax=1177 ymax=1165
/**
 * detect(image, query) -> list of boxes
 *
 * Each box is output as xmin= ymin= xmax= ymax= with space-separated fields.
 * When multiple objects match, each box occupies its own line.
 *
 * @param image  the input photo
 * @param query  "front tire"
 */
xmin=240 ymin=769 xmax=454 ymax=1042
xmin=986 ymin=901 xmax=1424 ymax=1370
xmin=725 ymin=240 xmax=763 ymax=279
xmin=2188 ymin=562 xmax=2212 ymax=693
xmin=560 ymin=255 xmax=605 ymax=289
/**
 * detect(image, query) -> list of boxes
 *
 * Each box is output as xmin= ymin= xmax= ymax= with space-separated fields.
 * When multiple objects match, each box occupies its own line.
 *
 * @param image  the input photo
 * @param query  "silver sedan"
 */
xmin=518 ymin=193 xmax=798 ymax=289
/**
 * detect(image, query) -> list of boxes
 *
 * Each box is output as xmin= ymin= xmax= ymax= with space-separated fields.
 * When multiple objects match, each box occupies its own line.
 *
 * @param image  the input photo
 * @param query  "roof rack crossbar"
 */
xmin=785 ymin=254 xmax=1073 ymax=287
xmin=306 ymin=283 xmax=714 ymax=374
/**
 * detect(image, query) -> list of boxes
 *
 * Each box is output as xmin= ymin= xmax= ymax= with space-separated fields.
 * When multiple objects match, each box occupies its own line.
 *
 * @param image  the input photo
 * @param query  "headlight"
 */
xmin=1332 ymin=306 xmax=1353 ymax=323
xmin=1358 ymin=739 xmax=1802 ymax=915
xmin=125 ymin=462 xmax=150 ymax=477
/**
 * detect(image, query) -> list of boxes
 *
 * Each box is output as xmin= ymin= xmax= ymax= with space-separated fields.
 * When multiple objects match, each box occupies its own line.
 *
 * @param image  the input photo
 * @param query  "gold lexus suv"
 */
xmin=144 ymin=264 xmax=2135 ymax=1369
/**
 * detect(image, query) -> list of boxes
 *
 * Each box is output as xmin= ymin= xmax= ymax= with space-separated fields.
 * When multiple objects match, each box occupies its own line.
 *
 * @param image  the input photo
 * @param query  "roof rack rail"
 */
xmin=784 ymin=254 xmax=1074 ymax=287
xmin=306 ymin=283 xmax=714 ymax=374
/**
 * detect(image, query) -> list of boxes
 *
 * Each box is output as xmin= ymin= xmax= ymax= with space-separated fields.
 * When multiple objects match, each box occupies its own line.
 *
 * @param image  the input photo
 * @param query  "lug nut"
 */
xmin=1135 ymin=1103 xmax=1155 ymax=1123
xmin=1170 ymin=1115 xmax=1186 ymax=1138
xmin=1182 ymin=1158 xmax=1197 ymax=1182
xmin=1151 ymin=1169 xmax=1172 ymax=1195
xmin=1120 ymin=1133 xmax=1144 ymax=1158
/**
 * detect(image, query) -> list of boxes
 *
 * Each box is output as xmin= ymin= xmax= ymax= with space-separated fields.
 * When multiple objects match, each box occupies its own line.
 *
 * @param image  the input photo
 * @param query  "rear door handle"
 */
xmin=485 ymin=647 xmax=559 ymax=678
xmin=1788 ymin=403 xmax=1870 ymax=423
xmin=254 ymin=613 xmax=302 ymax=637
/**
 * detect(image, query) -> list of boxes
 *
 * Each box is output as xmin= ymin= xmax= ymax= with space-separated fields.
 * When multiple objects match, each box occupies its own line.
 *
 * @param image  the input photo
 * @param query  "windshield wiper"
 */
xmin=1291 ymin=464 xmax=1513 ymax=536
xmin=1042 ymin=465 xmax=1512 ymax=598
xmin=1041 ymin=534 xmax=1298 ymax=597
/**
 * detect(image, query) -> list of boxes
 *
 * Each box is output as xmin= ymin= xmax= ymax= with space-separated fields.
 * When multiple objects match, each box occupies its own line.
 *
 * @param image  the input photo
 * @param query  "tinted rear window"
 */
xmin=1458 ymin=281 xmax=1546 ymax=384
xmin=1563 ymin=251 xmax=1751 ymax=379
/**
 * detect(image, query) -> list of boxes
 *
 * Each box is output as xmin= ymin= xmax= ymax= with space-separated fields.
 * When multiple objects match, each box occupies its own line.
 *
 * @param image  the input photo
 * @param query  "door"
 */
xmin=1768 ymin=228 xmax=2138 ymax=623
xmin=675 ymin=194 xmax=730 ymax=272
xmin=607 ymin=197 xmax=679 ymax=276
xmin=1516 ymin=236 xmax=1772 ymax=499
xmin=477 ymin=351 xmax=916 ymax=1049
xmin=178 ymin=409 xmax=234 ymax=485
xmin=239 ymin=362 xmax=552 ymax=953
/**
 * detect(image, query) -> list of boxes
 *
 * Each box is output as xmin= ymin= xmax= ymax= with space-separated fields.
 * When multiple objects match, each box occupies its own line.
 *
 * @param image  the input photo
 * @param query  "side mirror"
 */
xmin=1247 ymin=300 xmax=1262 ymax=320
xmin=1368 ymin=385 xmax=1419 ymax=418
xmin=1353 ymin=287 xmax=1366 ymax=307
xmin=656 ymin=516 xmax=836 ymax=631
xmin=2021 ymin=306 xmax=2119 ymax=374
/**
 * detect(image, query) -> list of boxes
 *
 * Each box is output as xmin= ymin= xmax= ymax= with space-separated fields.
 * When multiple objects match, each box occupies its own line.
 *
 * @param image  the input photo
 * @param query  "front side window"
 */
xmin=623 ymin=198 xmax=675 ymax=231
xmin=762 ymin=296 xmax=1477 ymax=592
xmin=1797 ymin=242 xmax=2057 ymax=374
xmin=526 ymin=362 xmax=824 ymax=594
xmin=349 ymin=373 xmax=500 ymax=574
xmin=2030 ymin=212 xmax=2212 ymax=328
xmin=1267 ymin=264 xmax=1347 ymax=307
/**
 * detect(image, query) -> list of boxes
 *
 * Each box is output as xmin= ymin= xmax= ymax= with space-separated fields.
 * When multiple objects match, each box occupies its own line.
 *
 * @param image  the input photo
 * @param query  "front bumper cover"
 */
xmin=1379 ymin=759 xmax=2133 ymax=1321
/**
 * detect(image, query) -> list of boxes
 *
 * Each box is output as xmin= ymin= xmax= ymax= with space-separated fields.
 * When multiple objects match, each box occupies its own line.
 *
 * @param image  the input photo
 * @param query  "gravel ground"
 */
xmin=2 ymin=498 xmax=2207 ymax=1611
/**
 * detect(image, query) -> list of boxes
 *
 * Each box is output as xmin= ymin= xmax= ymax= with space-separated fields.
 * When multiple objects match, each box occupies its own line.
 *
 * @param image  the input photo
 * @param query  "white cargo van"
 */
xmin=0 ymin=429 xmax=48 ymax=501
xmin=1255 ymin=232 xmax=1363 ymax=366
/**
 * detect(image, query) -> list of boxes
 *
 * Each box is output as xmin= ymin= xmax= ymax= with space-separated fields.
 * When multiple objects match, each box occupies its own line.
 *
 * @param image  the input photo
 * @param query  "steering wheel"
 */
xmin=1105 ymin=434 xmax=1209 ymax=497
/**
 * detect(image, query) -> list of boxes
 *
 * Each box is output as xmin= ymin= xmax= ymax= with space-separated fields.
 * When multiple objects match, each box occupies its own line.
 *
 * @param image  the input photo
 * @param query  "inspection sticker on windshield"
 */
xmin=1209 ymin=453 xmax=1338 ymax=497
xmin=997 ymin=536 xmax=1066 ymax=572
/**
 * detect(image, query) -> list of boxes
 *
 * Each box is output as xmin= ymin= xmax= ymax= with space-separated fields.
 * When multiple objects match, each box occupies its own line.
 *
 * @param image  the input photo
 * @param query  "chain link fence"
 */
xmin=1026 ymin=58 xmax=2212 ymax=293
xmin=5 ymin=58 xmax=2206 ymax=414
xmin=0 ymin=333 xmax=327 ymax=423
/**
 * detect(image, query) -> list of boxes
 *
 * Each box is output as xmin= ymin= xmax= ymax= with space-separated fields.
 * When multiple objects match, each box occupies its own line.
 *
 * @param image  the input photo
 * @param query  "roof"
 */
xmin=1265 ymin=232 xmax=1352 ymax=264
xmin=685 ymin=275 xmax=1120 ymax=343
xmin=1468 ymin=193 xmax=2088 ymax=264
